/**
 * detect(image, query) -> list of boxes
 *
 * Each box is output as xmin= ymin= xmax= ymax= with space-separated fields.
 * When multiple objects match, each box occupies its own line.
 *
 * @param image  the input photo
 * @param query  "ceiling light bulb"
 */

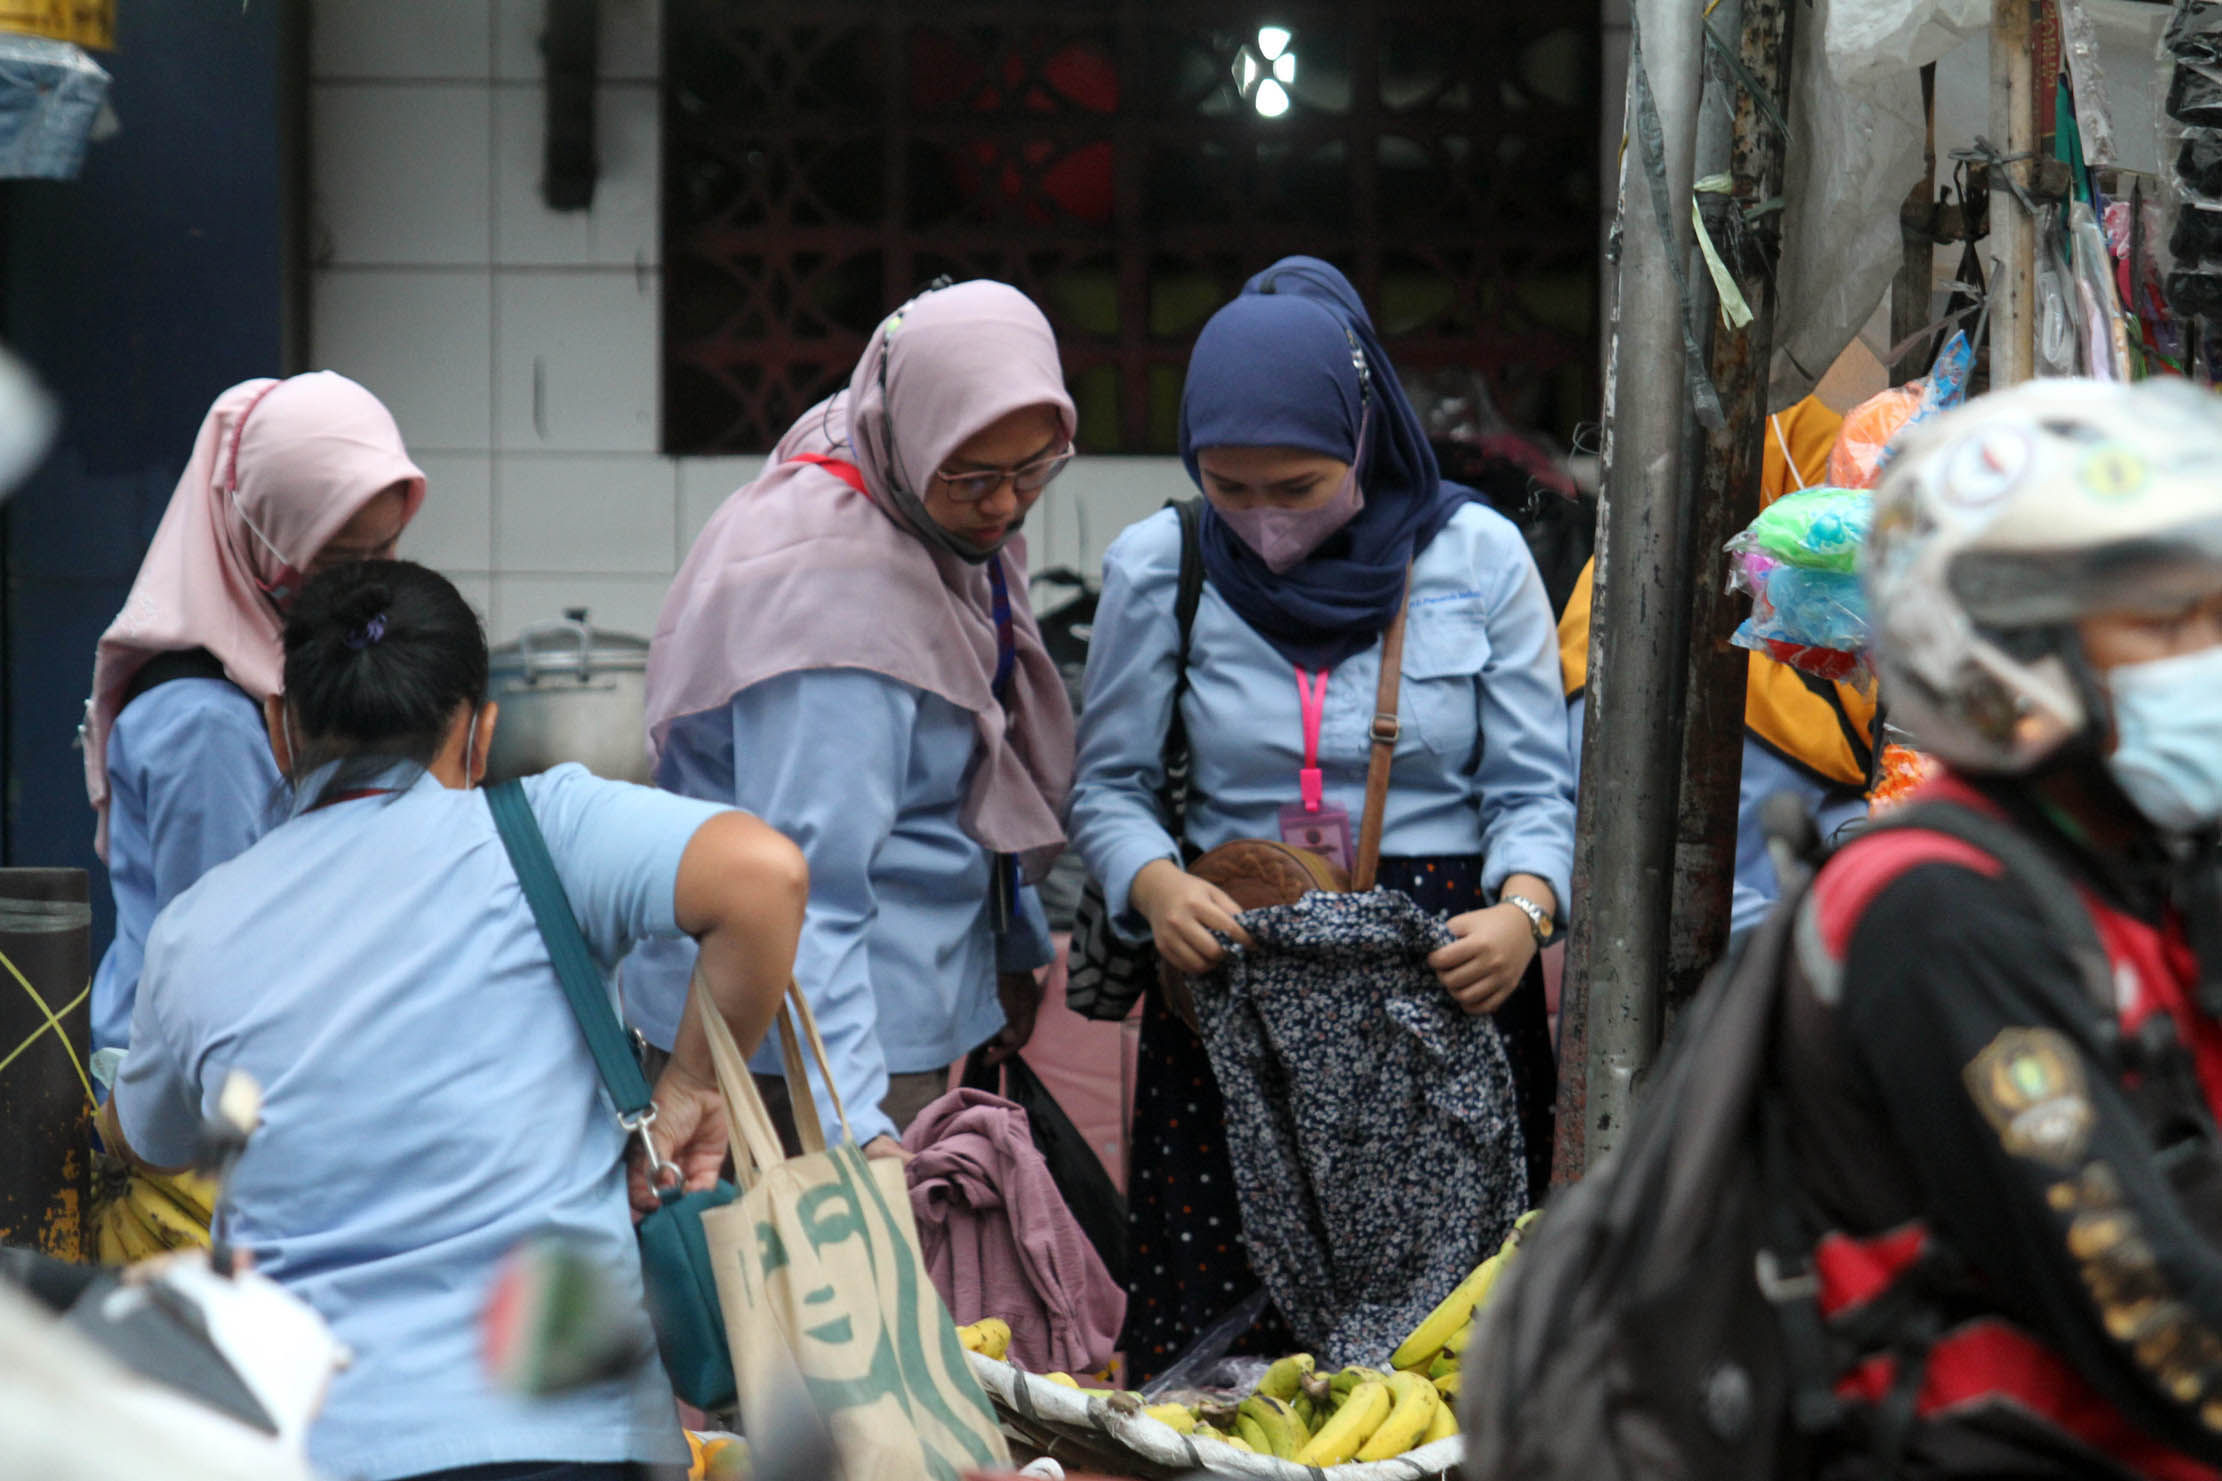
xmin=1257 ymin=25 xmax=1291 ymax=59
xmin=1273 ymin=53 xmax=1296 ymax=84
xmin=1255 ymin=78 xmax=1290 ymax=117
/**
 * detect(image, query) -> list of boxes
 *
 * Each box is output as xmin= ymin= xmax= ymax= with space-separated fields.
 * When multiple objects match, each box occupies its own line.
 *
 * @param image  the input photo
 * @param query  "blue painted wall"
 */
xmin=2 ymin=0 xmax=301 ymax=954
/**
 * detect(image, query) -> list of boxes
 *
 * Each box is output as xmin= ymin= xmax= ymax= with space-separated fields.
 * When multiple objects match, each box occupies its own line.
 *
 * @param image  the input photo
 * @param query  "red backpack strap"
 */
xmin=787 ymin=451 xmax=868 ymax=495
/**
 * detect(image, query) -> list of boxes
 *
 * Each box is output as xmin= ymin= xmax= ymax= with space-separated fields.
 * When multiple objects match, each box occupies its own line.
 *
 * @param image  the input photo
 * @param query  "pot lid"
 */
xmin=488 ymin=608 xmax=649 ymax=683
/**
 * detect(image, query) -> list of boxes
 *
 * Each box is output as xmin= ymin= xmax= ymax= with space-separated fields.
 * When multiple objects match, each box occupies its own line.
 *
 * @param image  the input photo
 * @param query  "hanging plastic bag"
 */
xmin=1728 ymin=486 xmax=1873 ymax=574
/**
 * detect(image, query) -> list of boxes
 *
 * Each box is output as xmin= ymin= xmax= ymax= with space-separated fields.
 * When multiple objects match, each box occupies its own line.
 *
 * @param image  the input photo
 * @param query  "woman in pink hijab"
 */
xmin=82 ymin=371 xmax=425 ymax=1056
xmin=639 ymin=279 xmax=1077 ymax=1157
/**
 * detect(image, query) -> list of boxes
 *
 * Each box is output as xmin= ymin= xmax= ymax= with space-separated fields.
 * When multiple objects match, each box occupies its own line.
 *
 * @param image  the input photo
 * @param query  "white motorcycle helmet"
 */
xmin=1865 ymin=376 xmax=2222 ymax=775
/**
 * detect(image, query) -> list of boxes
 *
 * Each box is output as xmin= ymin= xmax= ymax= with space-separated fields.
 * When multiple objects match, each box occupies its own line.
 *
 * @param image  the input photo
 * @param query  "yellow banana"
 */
xmin=1391 ymin=1251 xmax=1502 ymax=1370
xmin=1424 ymin=1397 xmax=1460 ymax=1443
xmin=1217 ymin=1432 xmax=1256 ymax=1454
xmin=1258 ymin=1351 xmax=1315 ymax=1402
xmin=1143 ymin=1403 xmax=1197 ymax=1434
xmin=1238 ymin=1394 xmax=1306 ymax=1458
xmin=1042 ymin=1371 xmax=1080 ymax=1389
xmin=1514 ymin=1207 xmax=1544 ymax=1233
xmin=108 ymin=1193 xmax=167 ymax=1261
xmin=143 ymin=1168 xmax=218 ymax=1225
xmin=1444 ymin=1317 xmax=1476 ymax=1356
xmin=1356 ymin=1371 xmax=1441 ymax=1461
xmin=1293 ymin=1393 xmax=1318 ymax=1431
xmin=1433 ymin=1370 xmax=1463 ymax=1400
xmin=1428 ymin=1351 xmax=1459 ymax=1380
xmin=94 ymin=1214 xmax=129 ymax=1266
xmin=1235 ymin=1414 xmax=1271 ymax=1453
xmin=129 ymin=1180 xmax=210 ymax=1250
xmin=1329 ymin=1364 xmax=1389 ymax=1403
xmin=957 ymin=1318 xmax=1010 ymax=1360
xmin=1297 ymin=1377 xmax=1391 ymax=1466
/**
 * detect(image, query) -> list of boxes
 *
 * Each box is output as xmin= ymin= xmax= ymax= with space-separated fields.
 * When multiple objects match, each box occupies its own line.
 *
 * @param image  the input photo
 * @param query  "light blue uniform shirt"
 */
xmin=627 ymin=670 xmax=1053 ymax=1149
xmin=92 ymin=677 xmax=283 ymax=1054
xmin=1564 ymin=700 xmax=1868 ymax=935
xmin=113 ymin=764 xmax=721 ymax=1481
xmin=1071 ymin=503 xmax=1576 ymax=932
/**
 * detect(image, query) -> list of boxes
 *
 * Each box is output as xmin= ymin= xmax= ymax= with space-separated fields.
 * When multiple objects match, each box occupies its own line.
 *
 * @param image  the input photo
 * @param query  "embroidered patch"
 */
xmin=1964 ymin=1026 xmax=2095 ymax=1168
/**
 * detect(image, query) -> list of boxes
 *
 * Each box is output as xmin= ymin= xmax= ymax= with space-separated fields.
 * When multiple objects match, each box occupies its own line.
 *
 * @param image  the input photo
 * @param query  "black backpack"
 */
xmin=1461 ymin=799 xmax=2124 ymax=1481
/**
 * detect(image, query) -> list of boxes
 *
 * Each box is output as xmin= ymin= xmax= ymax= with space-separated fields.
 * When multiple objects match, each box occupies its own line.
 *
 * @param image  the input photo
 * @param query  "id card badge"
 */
xmin=1279 ymin=801 xmax=1353 ymax=874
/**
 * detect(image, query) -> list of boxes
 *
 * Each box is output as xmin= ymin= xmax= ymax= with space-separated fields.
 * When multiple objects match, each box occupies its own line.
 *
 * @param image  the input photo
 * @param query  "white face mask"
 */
xmin=2104 ymin=645 xmax=2222 ymax=832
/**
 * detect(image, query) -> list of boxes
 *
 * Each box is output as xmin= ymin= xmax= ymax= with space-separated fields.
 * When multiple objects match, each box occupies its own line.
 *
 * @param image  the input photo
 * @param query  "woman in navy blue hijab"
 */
xmin=1069 ymin=257 xmax=1577 ymax=1374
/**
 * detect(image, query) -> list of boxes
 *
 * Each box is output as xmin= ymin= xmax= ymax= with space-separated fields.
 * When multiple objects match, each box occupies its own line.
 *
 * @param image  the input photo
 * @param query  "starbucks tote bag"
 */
xmin=695 ymin=984 xmax=1011 ymax=1481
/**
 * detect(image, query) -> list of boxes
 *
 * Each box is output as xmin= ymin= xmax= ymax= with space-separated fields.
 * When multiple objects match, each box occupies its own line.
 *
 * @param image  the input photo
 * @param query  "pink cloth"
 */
xmin=644 ymin=280 xmax=1076 ymax=874
xmin=83 ymin=372 xmax=425 ymax=857
xmin=903 ymin=1087 xmax=1126 ymax=1374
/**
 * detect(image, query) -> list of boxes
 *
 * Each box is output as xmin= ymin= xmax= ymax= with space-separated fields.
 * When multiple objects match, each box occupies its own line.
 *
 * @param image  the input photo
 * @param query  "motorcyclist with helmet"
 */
xmin=1779 ymin=377 xmax=2222 ymax=1477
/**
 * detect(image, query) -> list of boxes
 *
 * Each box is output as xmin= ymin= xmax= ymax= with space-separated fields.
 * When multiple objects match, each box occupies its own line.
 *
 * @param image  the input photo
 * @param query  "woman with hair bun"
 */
xmin=97 ymin=560 xmax=806 ymax=1481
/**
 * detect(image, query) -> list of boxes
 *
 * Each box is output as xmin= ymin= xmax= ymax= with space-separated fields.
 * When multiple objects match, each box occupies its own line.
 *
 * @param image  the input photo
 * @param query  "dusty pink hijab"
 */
xmin=646 ymin=280 xmax=1077 ymax=874
xmin=83 ymin=372 xmax=426 ymax=857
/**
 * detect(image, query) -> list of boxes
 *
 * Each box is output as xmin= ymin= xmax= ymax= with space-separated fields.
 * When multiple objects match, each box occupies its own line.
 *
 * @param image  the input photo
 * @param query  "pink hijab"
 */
xmin=83 ymin=372 xmax=426 ymax=858
xmin=645 ymin=280 xmax=1077 ymax=875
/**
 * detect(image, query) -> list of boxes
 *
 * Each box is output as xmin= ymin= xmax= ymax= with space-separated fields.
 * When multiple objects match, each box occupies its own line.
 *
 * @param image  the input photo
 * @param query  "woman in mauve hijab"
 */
xmin=1068 ymin=258 xmax=1576 ymax=1377
xmin=637 ymin=279 xmax=1078 ymax=1159
xmin=82 ymin=371 xmax=425 ymax=1059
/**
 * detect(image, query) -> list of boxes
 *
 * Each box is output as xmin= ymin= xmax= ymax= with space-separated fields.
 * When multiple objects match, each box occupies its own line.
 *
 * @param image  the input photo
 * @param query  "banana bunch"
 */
xmin=1387 ymin=1207 xmax=1543 ymax=1386
xmin=955 ymin=1317 xmax=1010 ymax=1361
xmin=91 ymin=1166 xmax=216 ymax=1266
xmin=1130 ymin=1351 xmax=1458 ymax=1465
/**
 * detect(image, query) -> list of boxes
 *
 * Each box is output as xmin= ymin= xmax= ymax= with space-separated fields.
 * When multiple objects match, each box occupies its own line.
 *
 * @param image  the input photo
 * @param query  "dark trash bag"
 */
xmin=962 ymin=1049 xmax=1129 ymax=1286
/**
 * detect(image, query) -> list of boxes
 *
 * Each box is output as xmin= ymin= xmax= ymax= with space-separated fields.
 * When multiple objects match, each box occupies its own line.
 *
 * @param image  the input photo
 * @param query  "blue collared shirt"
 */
xmin=112 ymin=764 xmax=722 ymax=1481
xmin=625 ymin=670 xmax=1053 ymax=1148
xmin=1565 ymin=698 xmax=1868 ymax=935
xmin=92 ymin=677 xmax=283 ymax=1054
xmin=1071 ymin=502 xmax=1576 ymax=932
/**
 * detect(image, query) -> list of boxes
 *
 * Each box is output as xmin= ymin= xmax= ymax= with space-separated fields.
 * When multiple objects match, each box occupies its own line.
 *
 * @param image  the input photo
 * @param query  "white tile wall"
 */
xmin=312 ymin=84 xmax=493 ymax=267
xmin=308 ymin=0 xmax=1181 ymax=644
xmin=311 ymin=270 xmax=494 ymax=450
xmin=496 ymin=0 xmax=661 ymax=84
xmin=312 ymin=0 xmax=493 ymax=81
xmin=492 ymin=84 xmax=660 ymax=267
xmin=402 ymin=453 xmax=495 ymax=570
xmin=493 ymin=270 xmax=662 ymax=452
xmin=495 ymin=453 xmax=676 ymax=573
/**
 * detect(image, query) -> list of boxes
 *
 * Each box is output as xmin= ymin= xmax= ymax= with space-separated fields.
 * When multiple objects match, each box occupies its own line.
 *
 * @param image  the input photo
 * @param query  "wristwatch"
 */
xmin=1500 ymin=893 xmax=1555 ymax=946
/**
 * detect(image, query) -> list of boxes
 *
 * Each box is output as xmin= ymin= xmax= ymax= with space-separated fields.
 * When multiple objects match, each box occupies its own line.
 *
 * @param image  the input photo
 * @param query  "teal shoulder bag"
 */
xmin=485 ymin=779 xmax=737 ymax=1412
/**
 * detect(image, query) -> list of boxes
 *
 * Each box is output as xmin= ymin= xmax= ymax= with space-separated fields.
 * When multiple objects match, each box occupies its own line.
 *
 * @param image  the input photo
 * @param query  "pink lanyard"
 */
xmin=1295 ymin=667 xmax=1330 ymax=813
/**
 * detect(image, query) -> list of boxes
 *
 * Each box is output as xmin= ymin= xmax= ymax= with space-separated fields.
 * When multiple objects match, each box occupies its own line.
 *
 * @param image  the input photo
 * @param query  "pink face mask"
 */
xmin=1212 ymin=461 xmax=1365 ymax=573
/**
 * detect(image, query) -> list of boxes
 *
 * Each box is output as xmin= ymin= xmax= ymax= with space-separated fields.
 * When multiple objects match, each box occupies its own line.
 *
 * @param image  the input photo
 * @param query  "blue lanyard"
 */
xmin=986 ymin=558 xmax=1016 ymax=703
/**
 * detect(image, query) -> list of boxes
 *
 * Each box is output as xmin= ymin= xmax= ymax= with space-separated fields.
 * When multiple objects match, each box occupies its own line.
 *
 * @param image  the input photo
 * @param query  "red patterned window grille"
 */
xmin=662 ymin=1 xmax=1599 ymax=454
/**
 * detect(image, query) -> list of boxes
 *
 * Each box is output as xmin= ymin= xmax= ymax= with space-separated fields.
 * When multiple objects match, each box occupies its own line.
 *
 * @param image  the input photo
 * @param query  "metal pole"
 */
xmin=1989 ymin=0 xmax=2037 ymax=387
xmin=1668 ymin=0 xmax=1801 ymax=1015
xmin=1556 ymin=0 xmax=1709 ymax=1176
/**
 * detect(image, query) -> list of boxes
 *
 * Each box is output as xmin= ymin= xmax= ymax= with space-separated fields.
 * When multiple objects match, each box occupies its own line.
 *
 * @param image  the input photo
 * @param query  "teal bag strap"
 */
xmin=485 ymin=780 xmax=676 ymax=1183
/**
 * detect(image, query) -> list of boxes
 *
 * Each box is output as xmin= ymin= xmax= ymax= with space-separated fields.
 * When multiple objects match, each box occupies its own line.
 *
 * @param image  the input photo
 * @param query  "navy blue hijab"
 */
xmin=1180 ymin=257 xmax=1470 ymax=670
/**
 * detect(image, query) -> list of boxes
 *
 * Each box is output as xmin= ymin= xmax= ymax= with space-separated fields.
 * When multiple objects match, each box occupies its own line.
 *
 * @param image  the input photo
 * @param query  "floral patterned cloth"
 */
xmin=1188 ymin=887 xmax=1528 ymax=1365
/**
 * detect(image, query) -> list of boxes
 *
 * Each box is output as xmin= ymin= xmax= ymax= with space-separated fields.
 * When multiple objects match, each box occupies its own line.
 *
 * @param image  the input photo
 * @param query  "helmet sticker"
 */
xmin=2078 ymin=444 xmax=2149 ymax=501
xmin=1940 ymin=426 xmax=2031 ymax=510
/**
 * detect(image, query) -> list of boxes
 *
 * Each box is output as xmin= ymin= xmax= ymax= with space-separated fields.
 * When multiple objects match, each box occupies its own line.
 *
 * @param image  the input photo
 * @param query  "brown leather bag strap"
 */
xmin=1352 ymin=563 xmax=1414 ymax=891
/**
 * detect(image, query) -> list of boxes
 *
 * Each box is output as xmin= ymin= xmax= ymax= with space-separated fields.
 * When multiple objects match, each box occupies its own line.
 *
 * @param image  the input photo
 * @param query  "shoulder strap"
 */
xmin=1172 ymin=497 xmax=1205 ymax=658
xmin=1155 ymin=498 xmax=1207 ymax=834
xmin=122 ymin=647 xmax=233 ymax=708
xmin=484 ymin=780 xmax=657 ymax=1119
xmin=1863 ymin=799 xmax=2116 ymax=1015
xmin=1352 ymin=564 xmax=1414 ymax=892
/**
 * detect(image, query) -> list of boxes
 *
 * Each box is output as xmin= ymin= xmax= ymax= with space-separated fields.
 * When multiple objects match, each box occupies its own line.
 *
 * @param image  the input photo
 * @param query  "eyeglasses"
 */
xmin=932 ymin=448 xmax=1074 ymax=504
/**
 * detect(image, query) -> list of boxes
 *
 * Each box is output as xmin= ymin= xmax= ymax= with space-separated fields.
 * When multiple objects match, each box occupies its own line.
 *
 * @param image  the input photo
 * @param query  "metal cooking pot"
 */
xmin=484 ymin=608 xmax=652 ymax=785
